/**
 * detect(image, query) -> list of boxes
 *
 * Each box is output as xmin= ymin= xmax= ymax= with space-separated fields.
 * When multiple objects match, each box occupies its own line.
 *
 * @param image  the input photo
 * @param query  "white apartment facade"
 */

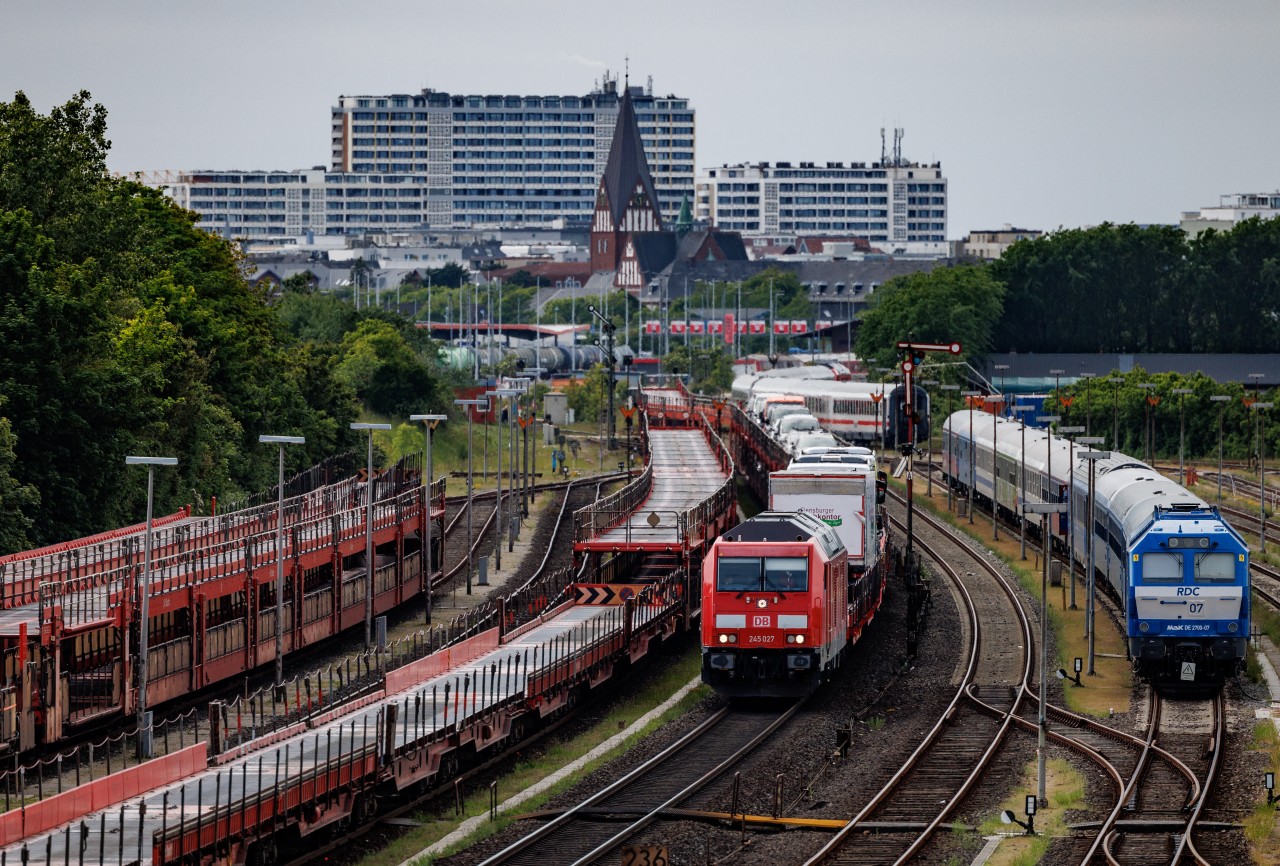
xmin=329 ymin=79 xmax=694 ymax=228
xmin=696 ymin=160 xmax=947 ymax=254
xmin=1180 ymin=192 xmax=1280 ymax=236
xmin=145 ymin=78 xmax=695 ymax=239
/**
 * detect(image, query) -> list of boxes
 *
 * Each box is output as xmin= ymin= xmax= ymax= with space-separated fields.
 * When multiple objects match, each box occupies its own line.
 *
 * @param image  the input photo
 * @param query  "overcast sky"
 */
xmin=3 ymin=0 xmax=1277 ymax=235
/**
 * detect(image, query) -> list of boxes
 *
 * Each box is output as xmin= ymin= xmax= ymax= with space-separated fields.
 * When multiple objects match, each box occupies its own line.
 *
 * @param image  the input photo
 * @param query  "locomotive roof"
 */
xmin=720 ymin=511 xmax=845 ymax=557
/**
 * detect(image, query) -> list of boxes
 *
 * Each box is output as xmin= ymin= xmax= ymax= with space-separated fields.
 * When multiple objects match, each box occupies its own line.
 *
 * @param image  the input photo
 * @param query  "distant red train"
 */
xmin=701 ymin=465 xmax=888 ymax=698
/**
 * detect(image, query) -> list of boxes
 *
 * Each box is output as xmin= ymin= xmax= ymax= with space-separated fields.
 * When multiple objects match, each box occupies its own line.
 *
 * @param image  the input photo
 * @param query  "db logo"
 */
xmin=753 ymin=615 xmax=771 ymax=628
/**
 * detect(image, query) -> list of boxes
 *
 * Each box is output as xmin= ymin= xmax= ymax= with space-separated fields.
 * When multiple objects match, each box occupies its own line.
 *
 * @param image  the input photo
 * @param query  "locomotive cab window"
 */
xmin=1193 ymin=552 xmax=1236 ymax=583
xmin=1141 ymin=552 xmax=1183 ymax=584
xmin=717 ymin=557 xmax=762 ymax=592
xmin=765 ymin=557 xmax=808 ymax=592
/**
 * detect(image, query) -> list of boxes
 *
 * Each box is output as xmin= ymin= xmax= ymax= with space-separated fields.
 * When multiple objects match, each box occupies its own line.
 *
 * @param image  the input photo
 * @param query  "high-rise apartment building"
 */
xmin=329 ymin=78 xmax=694 ymax=228
xmin=144 ymin=77 xmax=694 ymax=239
xmin=696 ymin=158 xmax=947 ymax=254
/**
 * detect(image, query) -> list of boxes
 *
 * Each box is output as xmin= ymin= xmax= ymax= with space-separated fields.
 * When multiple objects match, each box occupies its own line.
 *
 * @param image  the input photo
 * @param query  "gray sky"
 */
xmin=3 ymin=0 xmax=1277 ymax=235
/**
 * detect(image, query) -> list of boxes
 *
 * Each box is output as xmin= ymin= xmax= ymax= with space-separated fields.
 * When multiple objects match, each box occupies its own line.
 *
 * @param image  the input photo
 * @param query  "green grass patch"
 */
xmin=356 ymin=646 xmax=709 ymax=866
xmin=1253 ymin=594 xmax=1280 ymax=645
xmin=975 ymin=759 xmax=1082 ymax=866
xmin=1246 ymin=721 xmax=1280 ymax=849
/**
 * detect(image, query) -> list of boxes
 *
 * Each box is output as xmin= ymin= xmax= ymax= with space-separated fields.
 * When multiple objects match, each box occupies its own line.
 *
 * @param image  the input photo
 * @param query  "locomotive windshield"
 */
xmin=1141 ymin=552 xmax=1183 ymax=584
xmin=717 ymin=557 xmax=762 ymax=592
xmin=715 ymin=555 xmax=809 ymax=593
xmin=765 ymin=557 xmax=808 ymax=592
xmin=1193 ymin=552 xmax=1236 ymax=583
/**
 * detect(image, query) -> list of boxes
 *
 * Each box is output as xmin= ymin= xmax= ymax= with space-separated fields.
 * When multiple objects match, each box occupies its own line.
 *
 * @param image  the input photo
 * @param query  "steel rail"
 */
xmin=564 ymin=705 xmax=802 ymax=866
xmin=1172 ymin=692 xmax=1226 ymax=866
xmin=802 ymin=495 xmax=1033 ymax=866
xmin=472 ymin=702 xmax=801 ymax=866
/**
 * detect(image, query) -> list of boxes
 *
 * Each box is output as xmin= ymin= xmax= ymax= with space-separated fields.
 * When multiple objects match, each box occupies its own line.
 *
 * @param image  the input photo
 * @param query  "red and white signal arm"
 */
xmin=896 ymin=340 xmax=963 ymax=355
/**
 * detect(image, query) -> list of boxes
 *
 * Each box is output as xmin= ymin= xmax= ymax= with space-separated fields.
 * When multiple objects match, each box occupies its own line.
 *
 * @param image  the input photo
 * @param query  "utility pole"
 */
xmin=895 ymin=340 xmax=963 ymax=559
xmin=588 ymin=304 xmax=617 ymax=448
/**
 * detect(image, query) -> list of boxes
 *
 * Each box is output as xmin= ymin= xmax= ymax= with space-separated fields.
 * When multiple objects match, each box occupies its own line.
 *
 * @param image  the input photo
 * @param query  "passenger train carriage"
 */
xmin=943 ymin=410 xmax=1249 ymax=686
xmin=732 ymin=375 xmax=929 ymax=448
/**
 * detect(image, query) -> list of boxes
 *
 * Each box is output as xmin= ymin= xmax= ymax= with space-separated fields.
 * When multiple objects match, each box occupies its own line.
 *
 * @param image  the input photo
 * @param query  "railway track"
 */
xmin=903 ymin=475 xmax=1237 ymax=865
xmin=473 ymin=704 xmax=802 ymax=866
xmin=798 ymin=493 xmax=1034 ymax=865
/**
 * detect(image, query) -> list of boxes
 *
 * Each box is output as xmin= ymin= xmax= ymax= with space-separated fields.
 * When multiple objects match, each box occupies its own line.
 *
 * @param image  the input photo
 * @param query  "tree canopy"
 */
xmin=0 ymin=91 xmax=364 ymax=547
xmin=854 ymin=264 xmax=1004 ymax=373
xmin=990 ymin=220 xmax=1280 ymax=353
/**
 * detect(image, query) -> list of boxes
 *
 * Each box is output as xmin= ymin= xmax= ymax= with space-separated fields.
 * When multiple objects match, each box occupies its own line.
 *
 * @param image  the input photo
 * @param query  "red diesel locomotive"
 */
xmin=701 ymin=512 xmax=850 ymax=697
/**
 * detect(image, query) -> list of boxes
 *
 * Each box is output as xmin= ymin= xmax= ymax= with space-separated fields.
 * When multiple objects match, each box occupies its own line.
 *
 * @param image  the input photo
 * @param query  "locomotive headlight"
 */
xmin=1138 ymin=621 xmax=1150 ymax=633
xmin=786 ymin=634 xmax=796 ymax=644
xmin=796 ymin=634 xmax=806 ymax=644
xmin=728 ymin=634 xmax=738 ymax=643
xmin=1228 ymin=622 xmax=1239 ymax=633
xmin=719 ymin=633 xmax=729 ymax=644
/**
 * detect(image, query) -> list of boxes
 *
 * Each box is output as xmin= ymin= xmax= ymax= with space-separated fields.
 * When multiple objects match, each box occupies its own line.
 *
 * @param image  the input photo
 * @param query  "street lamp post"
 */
xmin=1023 ymin=500 xmax=1067 ymax=807
xmin=486 ymin=390 xmax=504 ymax=571
xmin=1014 ymin=404 xmax=1033 ymax=560
xmin=496 ymin=387 xmax=521 ymax=562
xmin=1079 ymin=439 xmax=1107 ymax=675
xmin=961 ymin=391 xmax=982 ymax=523
xmin=1037 ymin=415 xmax=1062 ymax=568
xmin=1210 ymin=395 xmax=1232 ymax=502
xmin=126 ymin=454 xmax=178 ymax=757
xmin=409 ymin=414 xmax=446 ymax=623
xmin=1172 ymin=388 xmax=1193 ymax=485
xmin=1108 ymin=376 xmax=1125 ymax=451
xmin=588 ymin=305 xmax=617 ymax=448
xmin=942 ymin=385 xmax=960 ymax=511
xmin=351 ymin=423 xmax=391 ymax=649
xmin=258 ymin=435 xmax=305 ymax=697
xmin=1080 ymin=373 xmax=1096 ymax=436
xmin=1049 ymin=368 xmax=1065 ymax=421
xmin=922 ymin=380 xmax=939 ymax=497
xmin=1255 ymin=401 xmax=1273 ymax=553
xmin=454 ymin=399 xmax=488 ymax=595
xmin=1058 ymin=426 xmax=1085 ymax=609
xmin=1137 ymin=383 xmax=1157 ymax=463
xmin=985 ymin=395 xmax=1003 ymax=540
xmin=527 ymin=368 xmax=546 ymax=503
xmin=876 ymin=368 xmax=893 ymax=455
xmin=994 ymin=364 xmax=1010 ymax=408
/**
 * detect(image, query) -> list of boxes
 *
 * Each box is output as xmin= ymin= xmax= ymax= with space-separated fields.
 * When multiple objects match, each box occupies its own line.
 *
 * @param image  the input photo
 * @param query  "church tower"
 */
xmin=590 ymin=84 xmax=664 ymax=273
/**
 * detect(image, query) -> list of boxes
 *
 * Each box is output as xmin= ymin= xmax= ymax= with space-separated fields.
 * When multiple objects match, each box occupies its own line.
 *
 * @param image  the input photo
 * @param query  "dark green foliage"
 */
xmin=0 ymin=91 xmax=361 ymax=547
xmin=990 ymin=221 xmax=1280 ymax=353
xmin=855 ymin=264 xmax=1004 ymax=371
xmin=425 ymin=263 xmax=469 ymax=288
xmin=1051 ymin=369 xmax=1275 ymax=463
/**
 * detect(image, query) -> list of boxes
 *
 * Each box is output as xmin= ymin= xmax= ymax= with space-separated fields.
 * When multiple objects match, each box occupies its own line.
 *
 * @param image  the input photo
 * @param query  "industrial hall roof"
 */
xmin=983 ymin=353 xmax=1280 ymax=388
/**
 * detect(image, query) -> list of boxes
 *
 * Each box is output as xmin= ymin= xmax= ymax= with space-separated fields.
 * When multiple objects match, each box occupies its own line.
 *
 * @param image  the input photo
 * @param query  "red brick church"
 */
xmin=590 ymin=84 xmax=746 ymax=293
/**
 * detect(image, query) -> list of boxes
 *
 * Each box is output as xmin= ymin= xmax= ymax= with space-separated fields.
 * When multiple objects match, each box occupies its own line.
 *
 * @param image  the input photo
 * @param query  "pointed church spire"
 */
xmin=602 ymin=85 xmax=663 ymax=230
